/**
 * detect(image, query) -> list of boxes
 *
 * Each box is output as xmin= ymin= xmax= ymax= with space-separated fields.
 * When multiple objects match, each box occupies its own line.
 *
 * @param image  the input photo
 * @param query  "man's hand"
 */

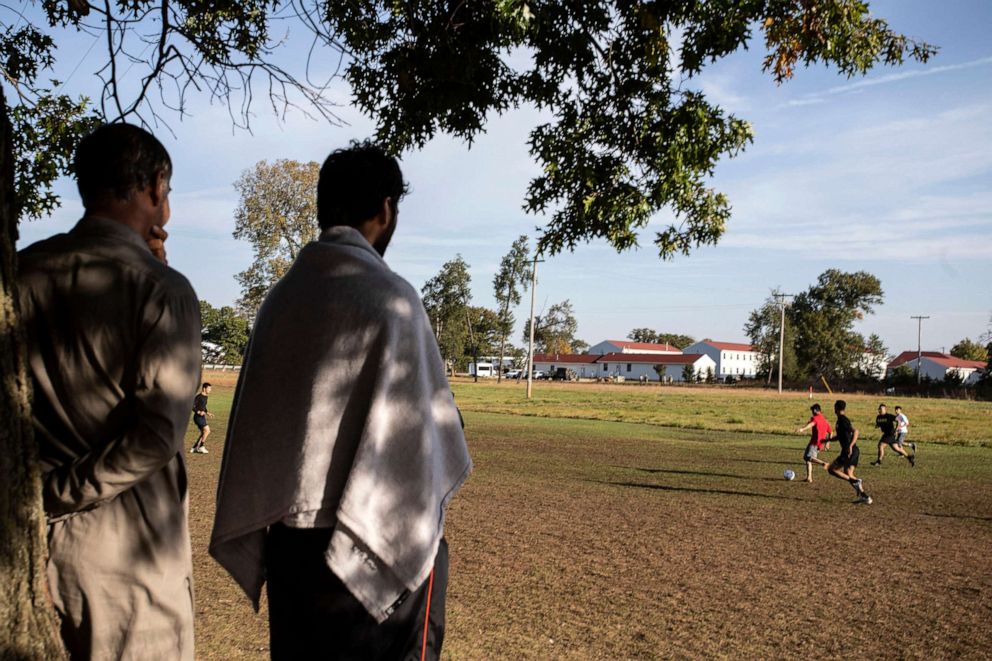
xmin=147 ymin=225 xmax=168 ymax=264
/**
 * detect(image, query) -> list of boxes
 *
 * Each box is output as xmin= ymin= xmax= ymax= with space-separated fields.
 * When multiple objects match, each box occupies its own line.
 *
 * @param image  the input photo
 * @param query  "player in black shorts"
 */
xmin=827 ymin=400 xmax=872 ymax=504
xmin=870 ymin=403 xmax=914 ymax=467
xmin=191 ymin=382 xmax=213 ymax=454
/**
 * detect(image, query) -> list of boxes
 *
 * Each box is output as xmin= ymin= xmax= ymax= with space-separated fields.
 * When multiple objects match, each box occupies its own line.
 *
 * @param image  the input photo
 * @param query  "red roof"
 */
xmin=699 ymin=339 xmax=755 ymax=352
xmin=606 ymin=340 xmax=682 ymax=352
xmin=888 ymin=351 xmax=985 ymax=370
xmin=596 ymin=352 xmax=709 ymax=365
xmin=531 ymin=353 xmax=600 ymax=364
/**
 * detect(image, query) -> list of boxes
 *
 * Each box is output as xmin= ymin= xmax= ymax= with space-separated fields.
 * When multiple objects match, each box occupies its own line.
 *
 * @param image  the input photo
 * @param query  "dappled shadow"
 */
xmin=618 ymin=466 xmax=785 ymax=483
xmin=589 ymin=479 xmax=805 ymax=501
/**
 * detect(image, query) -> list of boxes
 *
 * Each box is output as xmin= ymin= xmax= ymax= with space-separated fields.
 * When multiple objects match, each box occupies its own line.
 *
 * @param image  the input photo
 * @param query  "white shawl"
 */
xmin=209 ymin=226 xmax=471 ymax=622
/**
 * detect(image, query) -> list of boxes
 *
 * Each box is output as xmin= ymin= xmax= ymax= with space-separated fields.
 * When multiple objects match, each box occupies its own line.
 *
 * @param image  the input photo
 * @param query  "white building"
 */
xmin=886 ymin=351 xmax=986 ymax=384
xmin=587 ymin=340 xmax=682 ymax=355
xmin=531 ymin=353 xmax=600 ymax=378
xmin=594 ymin=352 xmax=716 ymax=382
xmin=857 ymin=350 xmax=890 ymax=380
xmin=680 ymin=340 xmax=758 ymax=379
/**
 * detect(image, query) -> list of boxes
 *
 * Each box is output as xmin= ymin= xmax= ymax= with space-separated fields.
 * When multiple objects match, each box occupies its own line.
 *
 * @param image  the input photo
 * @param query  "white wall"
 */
xmin=683 ymin=342 xmax=757 ymax=378
xmin=598 ymin=355 xmax=717 ymax=382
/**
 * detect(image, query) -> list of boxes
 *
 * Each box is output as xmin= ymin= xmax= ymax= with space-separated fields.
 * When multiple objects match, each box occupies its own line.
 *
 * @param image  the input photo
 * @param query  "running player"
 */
xmin=894 ymin=405 xmax=915 ymax=452
xmin=827 ymin=400 xmax=872 ymax=504
xmin=796 ymin=403 xmax=831 ymax=482
xmin=871 ymin=403 xmax=914 ymax=467
xmin=191 ymin=382 xmax=213 ymax=453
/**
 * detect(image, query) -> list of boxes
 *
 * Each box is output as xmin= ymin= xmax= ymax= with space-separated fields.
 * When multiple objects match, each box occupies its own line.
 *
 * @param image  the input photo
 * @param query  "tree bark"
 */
xmin=0 ymin=87 xmax=67 ymax=659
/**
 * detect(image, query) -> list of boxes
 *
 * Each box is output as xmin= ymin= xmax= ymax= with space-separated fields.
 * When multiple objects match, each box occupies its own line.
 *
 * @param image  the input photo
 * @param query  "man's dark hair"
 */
xmin=835 ymin=400 xmax=847 ymax=413
xmin=74 ymin=123 xmax=172 ymax=207
xmin=878 ymin=403 xmax=887 ymax=409
xmin=317 ymin=141 xmax=408 ymax=230
xmin=895 ymin=406 xmax=902 ymax=411
xmin=202 ymin=382 xmax=212 ymax=390
xmin=810 ymin=403 xmax=821 ymax=414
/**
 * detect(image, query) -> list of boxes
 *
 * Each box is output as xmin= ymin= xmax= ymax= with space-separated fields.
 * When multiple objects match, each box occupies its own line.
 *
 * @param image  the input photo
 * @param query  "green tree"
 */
xmin=858 ymin=333 xmax=889 ymax=380
xmin=628 ymin=328 xmax=660 ymax=343
xmin=627 ymin=328 xmax=694 ymax=348
xmin=493 ymin=236 xmax=531 ymax=382
xmin=744 ymin=289 xmax=798 ymax=383
xmin=522 ymin=299 xmax=579 ymax=354
xmin=333 ymin=2 xmax=934 ymax=257
xmin=949 ymin=338 xmax=989 ymax=362
xmin=789 ymin=270 xmax=884 ymax=379
xmin=705 ymin=366 xmax=715 ymax=384
xmin=0 ymin=2 xmax=939 ymax=653
xmin=199 ymin=301 xmax=250 ymax=365
xmin=681 ymin=363 xmax=697 ymax=383
xmin=463 ymin=305 xmax=503 ymax=374
xmin=232 ymin=160 xmax=320 ymax=318
xmin=422 ymin=255 xmax=472 ymax=371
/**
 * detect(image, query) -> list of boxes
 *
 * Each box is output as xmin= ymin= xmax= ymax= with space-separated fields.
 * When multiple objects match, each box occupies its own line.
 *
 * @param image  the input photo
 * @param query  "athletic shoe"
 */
xmin=190 ymin=447 xmax=197 ymax=453
xmin=870 ymin=460 xmax=881 ymax=466
xmin=853 ymin=478 xmax=864 ymax=495
xmin=861 ymin=494 xmax=873 ymax=505
xmin=908 ymin=454 xmax=915 ymax=467
xmin=198 ymin=447 xmax=209 ymax=454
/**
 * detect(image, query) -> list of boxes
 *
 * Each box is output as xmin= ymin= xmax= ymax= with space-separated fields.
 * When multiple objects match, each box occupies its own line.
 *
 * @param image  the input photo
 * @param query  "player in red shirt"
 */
xmin=796 ymin=403 xmax=832 ymax=482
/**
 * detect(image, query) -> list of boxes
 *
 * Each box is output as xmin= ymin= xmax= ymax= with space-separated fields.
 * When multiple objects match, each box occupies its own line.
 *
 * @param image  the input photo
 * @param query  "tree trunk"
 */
xmin=496 ymin=299 xmax=509 ymax=384
xmin=0 ymin=87 xmax=67 ymax=659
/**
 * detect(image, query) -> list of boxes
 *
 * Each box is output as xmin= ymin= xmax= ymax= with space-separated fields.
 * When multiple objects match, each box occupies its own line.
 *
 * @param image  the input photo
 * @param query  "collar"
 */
xmin=71 ymin=216 xmax=150 ymax=252
xmin=318 ymin=225 xmax=387 ymax=266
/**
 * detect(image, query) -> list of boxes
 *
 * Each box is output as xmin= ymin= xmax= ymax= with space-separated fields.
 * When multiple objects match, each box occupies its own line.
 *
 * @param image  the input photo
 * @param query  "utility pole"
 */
xmin=911 ymin=315 xmax=930 ymax=384
xmin=774 ymin=293 xmax=794 ymax=394
xmin=526 ymin=254 xmax=544 ymax=399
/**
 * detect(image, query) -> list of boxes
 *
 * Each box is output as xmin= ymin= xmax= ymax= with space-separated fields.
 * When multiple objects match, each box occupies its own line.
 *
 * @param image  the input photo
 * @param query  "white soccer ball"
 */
xmin=784 ymin=469 xmax=796 ymax=481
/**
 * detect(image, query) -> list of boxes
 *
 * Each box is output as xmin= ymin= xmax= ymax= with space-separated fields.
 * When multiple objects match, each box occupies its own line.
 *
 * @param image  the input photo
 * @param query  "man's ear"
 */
xmin=379 ymin=196 xmax=394 ymax=228
xmin=149 ymin=171 xmax=169 ymax=207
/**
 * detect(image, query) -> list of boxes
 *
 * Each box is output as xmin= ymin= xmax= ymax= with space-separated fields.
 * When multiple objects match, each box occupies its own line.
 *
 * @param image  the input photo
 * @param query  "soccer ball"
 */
xmin=784 ymin=469 xmax=796 ymax=481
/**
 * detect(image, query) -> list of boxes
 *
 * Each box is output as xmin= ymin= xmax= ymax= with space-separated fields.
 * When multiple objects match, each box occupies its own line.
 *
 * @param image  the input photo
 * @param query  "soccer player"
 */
xmin=191 ymin=382 xmax=213 ymax=453
xmin=895 ymin=405 xmax=915 ymax=452
xmin=827 ymin=400 xmax=872 ymax=504
xmin=871 ymin=403 xmax=914 ymax=467
xmin=796 ymin=403 xmax=832 ymax=482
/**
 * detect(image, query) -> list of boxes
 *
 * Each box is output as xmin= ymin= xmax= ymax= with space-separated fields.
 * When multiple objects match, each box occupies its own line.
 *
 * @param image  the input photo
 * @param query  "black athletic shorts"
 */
xmin=193 ymin=414 xmax=208 ymax=429
xmin=880 ymin=434 xmax=899 ymax=446
xmin=833 ymin=445 xmax=860 ymax=468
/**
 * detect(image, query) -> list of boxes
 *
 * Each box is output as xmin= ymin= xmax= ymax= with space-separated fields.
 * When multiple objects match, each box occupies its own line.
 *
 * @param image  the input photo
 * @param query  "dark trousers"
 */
xmin=265 ymin=523 xmax=448 ymax=661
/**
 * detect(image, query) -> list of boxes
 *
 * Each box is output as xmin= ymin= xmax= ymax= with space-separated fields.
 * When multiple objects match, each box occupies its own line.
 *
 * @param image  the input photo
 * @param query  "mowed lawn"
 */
xmin=187 ymin=373 xmax=992 ymax=659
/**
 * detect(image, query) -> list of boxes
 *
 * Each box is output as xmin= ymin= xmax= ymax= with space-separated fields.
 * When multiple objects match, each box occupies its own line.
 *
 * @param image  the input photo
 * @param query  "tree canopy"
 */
xmin=523 ymin=299 xmax=580 ymax=354
xmin=493 ymin=235 xmax=531 ymax=380
xmin=422 ymin=255 xmax=472 ymax=368
xmin=627 ymin=328 xmax=694 ymax=348
xmin=950 ymin=338 xmax=989 ymax=363
xmin=199 ymin=301 xmax=250 ymax=365
xmin=743 ymin=289 xmax=799 ymax=382
xmin=789 ymin=269 xmax=884 ymax=379
xmin=232 ymin=159 xmax=320 ymax=317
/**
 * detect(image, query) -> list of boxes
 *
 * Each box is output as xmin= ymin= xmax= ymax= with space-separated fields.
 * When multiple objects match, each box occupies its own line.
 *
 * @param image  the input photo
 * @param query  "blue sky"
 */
xmin=15 ymin=0 xmax=992 ymax=354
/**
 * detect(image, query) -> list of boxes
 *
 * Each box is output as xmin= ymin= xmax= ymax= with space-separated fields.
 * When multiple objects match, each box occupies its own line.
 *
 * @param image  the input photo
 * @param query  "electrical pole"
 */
xmin=526 ymin=254 xmax=544 ymax=399
xmin=774 ymin=293 xmax=794 ymax=394
xmin=911 ymin=315 xmax=930 ymax=384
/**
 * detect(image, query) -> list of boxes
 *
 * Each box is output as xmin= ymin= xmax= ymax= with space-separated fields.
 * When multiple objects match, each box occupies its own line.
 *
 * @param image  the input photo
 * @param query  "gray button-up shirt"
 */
xmin=18 ymin=216 xmax=202 ymax=660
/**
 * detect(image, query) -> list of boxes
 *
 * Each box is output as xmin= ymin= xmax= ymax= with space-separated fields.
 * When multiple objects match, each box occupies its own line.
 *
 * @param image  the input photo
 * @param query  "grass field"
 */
xmin=187 ymin=372 xmax=992 ymax=659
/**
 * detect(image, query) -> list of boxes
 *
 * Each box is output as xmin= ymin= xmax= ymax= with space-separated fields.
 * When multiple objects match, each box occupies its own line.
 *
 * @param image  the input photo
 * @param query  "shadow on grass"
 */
xmin=922 ymin=512 xmax=992 ymax=523
xmin=617 ymin=466 xmax=785 ymax=483
xmin=591 ymin=480 xmax=806 ymax=502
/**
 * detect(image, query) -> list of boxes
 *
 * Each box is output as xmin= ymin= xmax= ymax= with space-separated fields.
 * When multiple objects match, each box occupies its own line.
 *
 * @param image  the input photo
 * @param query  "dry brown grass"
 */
xmin=187 ymin=372 xmax=992 ymax=660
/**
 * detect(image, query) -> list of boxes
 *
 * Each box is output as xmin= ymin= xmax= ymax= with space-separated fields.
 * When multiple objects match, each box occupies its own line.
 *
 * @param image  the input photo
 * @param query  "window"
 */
xmin=626 ymin=363 xmax=632 ymax=372
xmin=723 ymin=352 xmax=726 ymax=359
xmin=603 ymin=363 xmax=608 ymax=372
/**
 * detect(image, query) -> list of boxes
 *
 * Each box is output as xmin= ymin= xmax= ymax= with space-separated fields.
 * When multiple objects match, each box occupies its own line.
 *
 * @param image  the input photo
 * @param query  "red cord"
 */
xmin=420 ymin=569 xmax=436 ymax=661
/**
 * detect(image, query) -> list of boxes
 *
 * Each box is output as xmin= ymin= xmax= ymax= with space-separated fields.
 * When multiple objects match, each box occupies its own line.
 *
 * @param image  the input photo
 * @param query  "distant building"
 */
xmin=887 ymin=351 xmax=986 ymax=384
xmin=531 ymin=353 xmax=601 ymax=378
xmin=681 ymin=339 xmax=758 ymax=379
xmin=594 ymin=352 xmax=716 ymax=382
xmin=857 ymin=349 xmax=889 ymax=380
xmin=587 ymin=340 xmax=682 ymax=355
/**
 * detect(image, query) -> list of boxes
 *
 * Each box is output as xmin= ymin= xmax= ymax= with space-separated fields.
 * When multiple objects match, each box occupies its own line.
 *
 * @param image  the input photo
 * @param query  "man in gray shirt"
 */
xmin=18 ymin=124 xmax=201 ymax=660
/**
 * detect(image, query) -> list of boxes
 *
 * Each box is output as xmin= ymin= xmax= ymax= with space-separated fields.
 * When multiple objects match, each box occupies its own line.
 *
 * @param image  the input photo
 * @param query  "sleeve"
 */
xmin=42 ymin=283 xmax=202 ymax=516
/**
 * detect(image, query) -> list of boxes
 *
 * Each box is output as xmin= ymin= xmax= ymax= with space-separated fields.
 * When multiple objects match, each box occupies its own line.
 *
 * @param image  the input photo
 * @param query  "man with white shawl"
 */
xmin=210 ymin=142 xmax=471 ymax=660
